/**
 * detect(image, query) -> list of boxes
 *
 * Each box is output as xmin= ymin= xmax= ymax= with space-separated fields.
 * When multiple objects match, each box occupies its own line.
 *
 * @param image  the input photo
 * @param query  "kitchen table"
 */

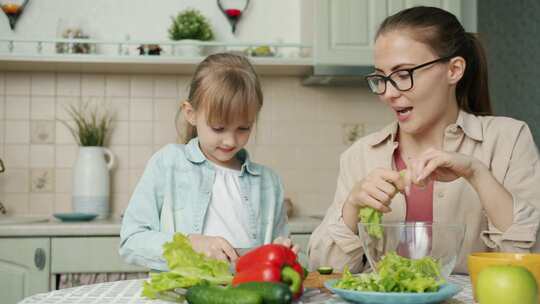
xmin=19 ymin=275 xmax=475 ymax=304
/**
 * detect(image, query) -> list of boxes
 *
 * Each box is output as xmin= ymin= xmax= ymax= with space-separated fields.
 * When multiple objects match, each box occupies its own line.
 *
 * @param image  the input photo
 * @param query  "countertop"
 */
xmin=0 ymin=215 xmax=323 ymax=237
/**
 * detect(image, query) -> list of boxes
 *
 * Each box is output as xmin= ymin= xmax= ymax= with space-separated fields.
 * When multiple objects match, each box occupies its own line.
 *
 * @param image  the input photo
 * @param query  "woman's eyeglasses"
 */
xmin=365 ymin=56 xmax=453 ymax=95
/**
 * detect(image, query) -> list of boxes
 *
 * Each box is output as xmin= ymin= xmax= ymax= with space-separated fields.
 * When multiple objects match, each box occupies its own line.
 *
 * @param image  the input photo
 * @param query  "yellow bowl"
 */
xmin=468 ymin=252 xmax=540 ymax=303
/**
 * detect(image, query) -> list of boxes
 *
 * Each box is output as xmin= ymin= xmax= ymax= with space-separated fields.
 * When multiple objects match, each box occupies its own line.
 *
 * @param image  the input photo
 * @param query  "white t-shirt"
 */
xmin=202 ymin=163 xmax=256 ymax=248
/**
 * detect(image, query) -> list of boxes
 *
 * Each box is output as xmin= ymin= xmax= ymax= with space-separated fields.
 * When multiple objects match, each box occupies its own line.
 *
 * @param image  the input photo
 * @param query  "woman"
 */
xmin=308 ymin=6 xmax=540 ymax=274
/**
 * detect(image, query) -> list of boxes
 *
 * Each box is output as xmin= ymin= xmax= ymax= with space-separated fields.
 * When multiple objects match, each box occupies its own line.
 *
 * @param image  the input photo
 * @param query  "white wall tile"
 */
xmin=128 ymin=146 xmax=153 ymax=169
xmin=56 ymin=96 xmax=80 ymax=120
xmin=111 ymin=169 xmax=129 ymax=194
xmin=3 ymin=169 xmax=29 ymax=193
xmin=30 ymin=169 xmax=55 ymax=193
xmin=31 ymin=73 xmax=56 ymax=96
xmin=0 ymin=72 xmax=4 ymax=95
xmin=81 ymin=74 xmax=105 ymax=96
xmin=177 ymin=76 xmax=190 ymax=99
xmin=31 ymin=96 xmax=56 ymax=120
xmin=5 ymin=72 xmax=30 ymax=95
xmin=5 ymin=96 xmax=30 ymax=119
xmin=154 ymin=76 xmax=178 ymax=98
xmin=54 ymin=193 xmax=72 ymax=213
xmin=29 ymin=193 xmax=55 ymax=215
xmin=105 ymin=75 xmax=130 ymax=97
xmin=129 ymin=121 xmax=153 ymax=145
xmin=107 ymin=97 xmax=129 ymax=120
xmin=5 ymin=121 xmax=30 ymax=144
xmin=30 ymin=145 xmax=55 ymax=168
xmin=0 ymin=120 xmax=4 ymax=144
xmin=55 ymin=168 xmax=72 ymax=193
xmin=55 ymin=121 xmax=77 ymax=144
xmin=55 ymin=145 xmax=78 ymax=168
xmin=112 ymin=193 xmax=130 ymax=218
xmin=2 ymin=193 xmax=29 ymax=215
xmin=109 ymin=145 xmax=129 ymax=169
xmin=31 ymin=120 xmax=55 ymax=144
xmin=130 ymin=75 xmax=153 ymax=97
xmin=153 ymin=121 xmax=178 ymax=146
xmin=0 ymin=95 xmax=4 ymax=120
xmin=154 ymin=98 xmax=179 ymax=122
xmin=4 ymin=145 xmax=29 ymax=168
xmin=130 ymin=98 xmax=153 ymax=121
xmin=57 ymin=73 xmax=81 ymax=96
xmin=109 ymin=121 xmax=129 ymax=145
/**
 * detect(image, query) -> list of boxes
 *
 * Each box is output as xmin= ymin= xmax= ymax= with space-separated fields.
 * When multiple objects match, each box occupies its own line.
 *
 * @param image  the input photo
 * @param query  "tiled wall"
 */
xmin=0 ymin=72 xmax=394 ymax=218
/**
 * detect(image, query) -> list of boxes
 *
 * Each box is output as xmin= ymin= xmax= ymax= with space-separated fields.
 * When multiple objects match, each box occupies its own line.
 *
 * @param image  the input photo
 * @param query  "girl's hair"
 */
xmin=376 ymin=6 xmax=492 ymax=115
xmin=177 ymin=53 xmax=263 ymax=143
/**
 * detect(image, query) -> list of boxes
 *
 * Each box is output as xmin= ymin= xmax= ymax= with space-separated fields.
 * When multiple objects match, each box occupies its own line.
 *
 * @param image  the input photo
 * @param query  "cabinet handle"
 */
xmin=34 ymin=248 xmax=46 ymax=270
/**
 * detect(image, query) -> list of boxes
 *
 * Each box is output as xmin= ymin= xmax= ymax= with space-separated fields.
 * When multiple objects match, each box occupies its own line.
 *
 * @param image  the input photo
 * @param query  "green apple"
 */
xmin=477 ymin=265 xmax=538 ymax=304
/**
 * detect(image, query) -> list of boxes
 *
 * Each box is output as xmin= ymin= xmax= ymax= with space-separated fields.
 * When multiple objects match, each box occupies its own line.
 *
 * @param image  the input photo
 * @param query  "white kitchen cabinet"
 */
xmin=312 ymin=0 xmax=464 ymax=66
xmin=0 ymin=238 xmax=50 ymax=304
xmin=0 ymin=236 xmax=145 ymax=304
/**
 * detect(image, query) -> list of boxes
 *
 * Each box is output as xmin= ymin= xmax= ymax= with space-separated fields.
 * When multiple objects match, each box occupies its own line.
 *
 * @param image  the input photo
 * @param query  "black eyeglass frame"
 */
xmin=365 ymin=56 xmax=454 ymax=95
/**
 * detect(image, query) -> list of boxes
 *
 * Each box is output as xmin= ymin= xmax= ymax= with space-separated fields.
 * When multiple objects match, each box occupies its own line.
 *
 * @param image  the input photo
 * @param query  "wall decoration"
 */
xmin=217 ymin=0 xmax=249 ymax=34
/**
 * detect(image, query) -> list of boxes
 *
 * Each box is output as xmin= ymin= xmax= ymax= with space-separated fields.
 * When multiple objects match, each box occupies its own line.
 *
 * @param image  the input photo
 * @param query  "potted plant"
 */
xmin=168 ymin=8 xmax=215 ymax=56
xmin=62 ymin=102 xmax=115 ymax=219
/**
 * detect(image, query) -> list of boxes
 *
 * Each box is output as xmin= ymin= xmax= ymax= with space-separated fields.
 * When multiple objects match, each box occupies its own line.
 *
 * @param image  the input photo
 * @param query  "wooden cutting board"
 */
xmin=304 ymin=271 xmax=342 ymax=293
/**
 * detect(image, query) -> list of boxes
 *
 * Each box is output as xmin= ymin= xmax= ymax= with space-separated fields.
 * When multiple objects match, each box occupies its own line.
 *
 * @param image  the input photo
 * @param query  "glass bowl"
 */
xmin=358 ymin=222 xmax=465 ymax=278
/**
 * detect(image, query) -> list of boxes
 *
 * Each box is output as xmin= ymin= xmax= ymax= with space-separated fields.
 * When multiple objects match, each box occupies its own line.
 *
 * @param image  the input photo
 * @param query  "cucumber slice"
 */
xmin=317 ymin=266 xmax=334 ymax=275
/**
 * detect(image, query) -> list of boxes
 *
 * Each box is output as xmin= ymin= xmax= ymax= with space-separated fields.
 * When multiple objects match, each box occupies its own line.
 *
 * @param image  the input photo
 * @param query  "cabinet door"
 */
xmin=315 ymin=0 xmax=387 ymax=65
xmin=314 ymin=0 xmax=463 ymax=66
xmin=0 ymin=238 xmax=50 ymax=304
xmin=51 ymin=237 xmax=147 ymax=273
xmin=388 ymin=0 xmax=461 ymax=19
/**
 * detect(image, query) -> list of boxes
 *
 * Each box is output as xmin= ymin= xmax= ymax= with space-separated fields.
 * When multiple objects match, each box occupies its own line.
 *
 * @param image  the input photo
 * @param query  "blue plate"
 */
xmin=53 ymin=212 xmax=98 ymax=222
xmin=324 ymin=279 xmax=462 ymax=304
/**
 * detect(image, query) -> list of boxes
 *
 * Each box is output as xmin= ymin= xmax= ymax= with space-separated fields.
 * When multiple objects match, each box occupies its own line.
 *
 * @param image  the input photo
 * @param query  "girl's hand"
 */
xmin=273 ymin=236 xmax=300 ymax=254
xmin=188 ymin=234 xmax=239 ymax=262
xmin=344 ymin=168 xmax=408 ymax=213
xmin=410 ymin=148 xmax=481 ymax=184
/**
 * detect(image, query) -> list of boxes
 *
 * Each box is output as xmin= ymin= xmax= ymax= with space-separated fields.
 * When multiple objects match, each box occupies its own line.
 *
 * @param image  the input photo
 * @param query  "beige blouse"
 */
xmin=308 ymin=110 xmax=540 ymax=274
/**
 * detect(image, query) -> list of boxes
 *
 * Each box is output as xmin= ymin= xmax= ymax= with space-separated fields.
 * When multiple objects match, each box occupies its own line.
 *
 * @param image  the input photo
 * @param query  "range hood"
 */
xmin=302 ymin=65 xmax=373 ymax=87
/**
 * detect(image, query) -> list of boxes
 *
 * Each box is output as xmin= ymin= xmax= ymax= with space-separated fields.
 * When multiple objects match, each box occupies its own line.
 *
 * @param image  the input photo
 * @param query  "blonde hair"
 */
xmin=177 ymin=53 xmax=263 ymax=143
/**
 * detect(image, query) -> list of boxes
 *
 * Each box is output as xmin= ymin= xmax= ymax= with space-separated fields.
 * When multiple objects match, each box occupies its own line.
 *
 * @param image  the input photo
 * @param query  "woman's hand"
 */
xmin=188 ymin=234 xmax=239 ymax=262
xmin=273 ymin=236 xmax=300 ymax=254
xmin=410 ymin=148 xmax=484 ymax=185
xmin=344 ymin=168 xmax=408 ymax=214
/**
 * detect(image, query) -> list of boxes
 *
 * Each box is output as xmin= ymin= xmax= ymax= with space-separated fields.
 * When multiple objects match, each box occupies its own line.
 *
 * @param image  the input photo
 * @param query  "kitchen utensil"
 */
xmin=53 ymin=212 xmax=98 ymax=222
xmin=358 ymin=222 xmax=465 ymax=278
xmin=325 ymin=279 xmax=462 ymax=304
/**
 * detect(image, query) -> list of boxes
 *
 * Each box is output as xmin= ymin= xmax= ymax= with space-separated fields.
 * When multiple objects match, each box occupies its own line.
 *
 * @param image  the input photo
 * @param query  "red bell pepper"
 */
xmin=232 ymin=244 xmax=305 ymax=299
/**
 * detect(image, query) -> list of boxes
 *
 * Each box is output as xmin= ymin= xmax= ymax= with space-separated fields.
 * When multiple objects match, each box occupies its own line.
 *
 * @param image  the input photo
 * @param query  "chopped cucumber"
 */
xmin=317 ymin=266 xmax=334 ymax=275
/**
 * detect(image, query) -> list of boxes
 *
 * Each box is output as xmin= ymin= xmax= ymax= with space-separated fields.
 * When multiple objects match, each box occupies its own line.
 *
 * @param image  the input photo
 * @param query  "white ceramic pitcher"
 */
xmin=72 ymin=147 xmax=115 ymax=219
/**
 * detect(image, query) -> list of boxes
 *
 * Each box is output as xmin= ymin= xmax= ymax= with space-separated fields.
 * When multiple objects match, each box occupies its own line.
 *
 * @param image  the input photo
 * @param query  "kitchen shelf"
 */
xmin=0 ymin=38 xmax=313 ymax=76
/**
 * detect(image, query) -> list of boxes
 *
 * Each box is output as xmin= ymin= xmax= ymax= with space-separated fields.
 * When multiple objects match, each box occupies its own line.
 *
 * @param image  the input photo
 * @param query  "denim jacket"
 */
xmin=119 ymin=138 xmax=288 ymax=271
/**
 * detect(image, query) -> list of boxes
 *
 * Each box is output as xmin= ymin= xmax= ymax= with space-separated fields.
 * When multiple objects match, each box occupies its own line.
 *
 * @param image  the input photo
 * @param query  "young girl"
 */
xmin=309 ymin=6 xmax=540 ymax=274
xmin=120 ymin=53 xmax=294 ymax=271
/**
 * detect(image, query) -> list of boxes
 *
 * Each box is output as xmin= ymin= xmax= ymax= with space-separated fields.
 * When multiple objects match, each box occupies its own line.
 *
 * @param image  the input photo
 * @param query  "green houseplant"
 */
xmin=168 ymin=9 xmax=215 ymax=56
xmin=62 ymin=102 xmax=116 ymax=219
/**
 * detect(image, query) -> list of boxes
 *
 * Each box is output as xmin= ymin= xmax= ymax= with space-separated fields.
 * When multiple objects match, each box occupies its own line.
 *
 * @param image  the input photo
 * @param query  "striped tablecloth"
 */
xmin=19 ymin=275 xmax=475 ymax=304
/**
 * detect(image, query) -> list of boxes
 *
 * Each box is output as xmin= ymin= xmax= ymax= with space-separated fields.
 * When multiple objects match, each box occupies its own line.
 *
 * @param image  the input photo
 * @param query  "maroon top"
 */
xmin=393 ymin=146 xmax=434 ymax=222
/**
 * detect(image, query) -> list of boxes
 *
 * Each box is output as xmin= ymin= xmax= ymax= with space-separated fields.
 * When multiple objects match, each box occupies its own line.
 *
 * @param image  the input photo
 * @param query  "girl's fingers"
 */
xmin=291 ymin=244 xmax=300 ymax=254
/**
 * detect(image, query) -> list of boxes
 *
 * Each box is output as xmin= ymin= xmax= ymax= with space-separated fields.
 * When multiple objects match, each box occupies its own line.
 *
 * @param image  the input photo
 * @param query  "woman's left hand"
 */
xmin=273 ymin=236 xmax=300 ymax=254
xmin=410 ymin=148 xmax=482 ymax=184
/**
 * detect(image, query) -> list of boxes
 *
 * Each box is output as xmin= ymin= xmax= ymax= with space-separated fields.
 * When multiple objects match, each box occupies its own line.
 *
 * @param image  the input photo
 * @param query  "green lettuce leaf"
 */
xmin=163 ymin=233 xmax=233 ymax=285
xmin=334 ymin=252 xmax=445 ymax=293
xmin=358 ymin=207 xmax=383 ymax=239
xmin=142 ymin=233 xmax=233 ymax=301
